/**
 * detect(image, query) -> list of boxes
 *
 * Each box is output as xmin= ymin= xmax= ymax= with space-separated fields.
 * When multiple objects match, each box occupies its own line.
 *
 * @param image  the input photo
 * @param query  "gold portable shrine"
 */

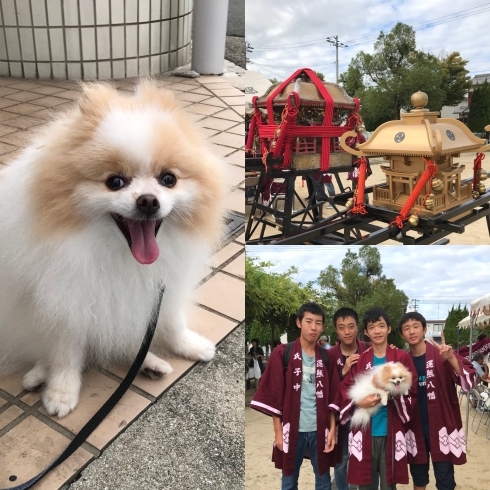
xmin=340 ymin=91 xmax=489 ymax=216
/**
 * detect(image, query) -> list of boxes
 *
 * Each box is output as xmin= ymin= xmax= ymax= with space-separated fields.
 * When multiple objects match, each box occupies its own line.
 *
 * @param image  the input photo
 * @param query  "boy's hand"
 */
xmin=274 ymin=430 xmax=283 ymax=451
xmin=324 ymin=429 xmax=335 ymax=453
xmin=342 ymin=354 xmax=360 ymax=376
xmin=357 ymin=394 xmax=381 ymax=409
xmin=428 ymin=332 xmax=454 ymax=360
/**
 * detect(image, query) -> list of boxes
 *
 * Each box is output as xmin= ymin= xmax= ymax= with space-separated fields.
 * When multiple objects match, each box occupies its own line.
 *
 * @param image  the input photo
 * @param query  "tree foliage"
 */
xmin=245 ymin=257 xmax=335 ymax=346
xmin=467 ymin=81 xmax=490 ymax=133
xmin=439 ymin=52 xmax=471 ymax=107
xmin=339 ymin=23 xmax=470 ymax=130
xmin=316 ymin=246 xmax=409 ymax=347
xmin=442 ymin=305 xmax=470 ymax=348
xmin=315 ymin=71 xmax=325 ymax=81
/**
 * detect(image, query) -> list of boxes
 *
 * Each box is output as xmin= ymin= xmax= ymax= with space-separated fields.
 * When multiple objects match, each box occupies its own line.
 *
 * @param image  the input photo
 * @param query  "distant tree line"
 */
xmin=339 ymin=23 xmax=471 ymax=131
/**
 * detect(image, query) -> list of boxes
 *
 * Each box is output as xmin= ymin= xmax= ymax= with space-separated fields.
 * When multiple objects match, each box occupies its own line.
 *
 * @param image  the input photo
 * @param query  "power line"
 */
xmin=341 ymin=4 xmax=490 ymax=45
xmin=250 ymin=3 xmax=490 ymax=53
xmin=327 ymin=36 xmax=348 ymax=83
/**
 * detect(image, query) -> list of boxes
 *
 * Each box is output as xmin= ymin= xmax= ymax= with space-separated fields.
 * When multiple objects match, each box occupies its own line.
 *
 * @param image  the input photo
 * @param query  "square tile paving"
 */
xmin=0 ymin=72 xmax=244 ymax=489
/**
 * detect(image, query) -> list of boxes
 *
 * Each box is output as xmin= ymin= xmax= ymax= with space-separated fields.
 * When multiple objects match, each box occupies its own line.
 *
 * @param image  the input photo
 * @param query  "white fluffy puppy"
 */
xmin=0 ymin=81 xmax=226 ymax=418
xmin=348 ymin=361 xmax=412 ymax=429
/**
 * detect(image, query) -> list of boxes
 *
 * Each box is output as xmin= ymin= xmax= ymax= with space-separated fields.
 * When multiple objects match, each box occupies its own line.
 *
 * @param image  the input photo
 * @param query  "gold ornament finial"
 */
xmin=408 ymin=215 xmax=419 ymax=227
xmin=411 ymin=91 xmax=429 ymax=112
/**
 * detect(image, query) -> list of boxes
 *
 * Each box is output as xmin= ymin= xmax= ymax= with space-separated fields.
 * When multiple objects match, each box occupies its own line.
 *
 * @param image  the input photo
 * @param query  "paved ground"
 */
xmin=225 ymin=37 xmax=246 ymax=70
xmin=227 ymin=0 xmax=245 ymax=37
xmin=71 ymin=325 xmax=245 ymax=490
xmin=226 ymin=0 xmax=245 ymax=69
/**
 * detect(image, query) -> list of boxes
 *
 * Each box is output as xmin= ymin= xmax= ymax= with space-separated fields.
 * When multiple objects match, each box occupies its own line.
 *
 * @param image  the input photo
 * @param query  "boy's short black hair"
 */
xmin=363 ymin=307 xmax=391 ymax=330
xmin=398 ymin=311 xmax=427 ymax=332
xmin=333 ymin=307 xmax=359 ymax=328
xmin=297 ymin=302 xmax=325 ymax=323
xmin=478 ymin=333 xmax=488 ymax=341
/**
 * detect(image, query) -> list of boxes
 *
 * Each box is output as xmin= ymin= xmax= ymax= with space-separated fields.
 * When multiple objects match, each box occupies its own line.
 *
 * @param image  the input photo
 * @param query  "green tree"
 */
xmin=439 ymin=52 xmax=471 ymax=107
xmin=339 ymin=24 xmax=468 ymax=130
xmin=338 ymin=65 xmax=364 ymax=97
xmin=315 ymin=71 xmax=325 ymax=81
xmin=245 ymin=257 xmax=334 ymax=347
xmin=269 ymin=78 xmax=279 ymax=84
xmin=467 ymin=81 xmax=490 ymax=133
xmin=443 ymin=305 xmax=469 ymax=348
xmin=316 ymin=246 xmax=408 ymax=347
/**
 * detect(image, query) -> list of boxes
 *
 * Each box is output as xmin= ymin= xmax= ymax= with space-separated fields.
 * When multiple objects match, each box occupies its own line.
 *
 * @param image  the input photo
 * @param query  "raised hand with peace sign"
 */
xmin=427 ymin=331 xmax=454 ymax=360
xmin=428 ymin=331 xmax=463 ymax=375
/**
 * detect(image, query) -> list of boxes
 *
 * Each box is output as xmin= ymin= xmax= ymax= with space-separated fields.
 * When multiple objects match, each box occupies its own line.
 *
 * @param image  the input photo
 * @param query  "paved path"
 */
xmin=70 ymin=326 xmax=244 ymax=490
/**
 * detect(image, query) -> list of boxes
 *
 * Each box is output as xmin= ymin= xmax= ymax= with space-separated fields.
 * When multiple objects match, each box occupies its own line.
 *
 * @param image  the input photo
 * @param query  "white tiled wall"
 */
xmin=0 ymin=0 xmax=192 ymax=79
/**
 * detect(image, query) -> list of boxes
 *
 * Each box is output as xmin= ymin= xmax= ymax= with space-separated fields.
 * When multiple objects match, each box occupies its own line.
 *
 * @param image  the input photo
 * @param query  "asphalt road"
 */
xmin=227 ymin=0 xmax=245 ymax=37
xmin=225 ymin=0 xmax=245 ymax=69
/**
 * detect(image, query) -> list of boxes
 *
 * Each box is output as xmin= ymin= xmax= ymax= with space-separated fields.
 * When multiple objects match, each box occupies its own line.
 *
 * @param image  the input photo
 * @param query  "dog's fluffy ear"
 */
xmin=135 ymin=78 xmax=179 ymax=111
xmin=79 ymin=83 xmax=118 ymax=120
xmin=382 ymin=364 xmax=392 ymax=376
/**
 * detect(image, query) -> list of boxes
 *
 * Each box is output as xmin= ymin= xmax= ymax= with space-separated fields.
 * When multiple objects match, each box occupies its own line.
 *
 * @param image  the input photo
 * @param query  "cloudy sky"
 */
xmin=246 ymin=0 xmax=490 ymax=83
xmin=245 ymin=245 xmax=489 ymax=320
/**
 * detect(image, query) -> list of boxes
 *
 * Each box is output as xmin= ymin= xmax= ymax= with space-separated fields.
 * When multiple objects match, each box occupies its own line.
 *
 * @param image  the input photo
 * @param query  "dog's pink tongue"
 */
xmin=127 ymin=220 xmax=159 ymax=264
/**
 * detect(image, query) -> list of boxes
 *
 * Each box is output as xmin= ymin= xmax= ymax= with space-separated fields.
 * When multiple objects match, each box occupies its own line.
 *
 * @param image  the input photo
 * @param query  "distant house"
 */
xmin=425 ymin=320 xmax=445 ymax=344
xmin=439 ymin=74 xmax=490 ymax=125
xmin=440 ymin=96 xmax=469 ymax=124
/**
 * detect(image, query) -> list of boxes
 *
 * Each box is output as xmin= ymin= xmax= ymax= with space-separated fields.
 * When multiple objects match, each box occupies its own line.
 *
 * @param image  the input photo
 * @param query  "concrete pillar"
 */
xmin=191 ymin=0 xmax=229 ymax=75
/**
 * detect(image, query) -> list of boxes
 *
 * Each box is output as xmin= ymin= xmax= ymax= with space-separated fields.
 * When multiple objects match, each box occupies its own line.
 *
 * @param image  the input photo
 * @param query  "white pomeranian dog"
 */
xmin=348 ymin=362 xmax=412 ymax=429
xmin=0 ymin=80 xmax=227 ymax=418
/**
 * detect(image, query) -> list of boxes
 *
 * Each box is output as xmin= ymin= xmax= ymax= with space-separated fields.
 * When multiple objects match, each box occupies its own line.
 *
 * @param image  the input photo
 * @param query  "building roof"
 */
xmin=472 ymin=74 xmax=490 ymax=85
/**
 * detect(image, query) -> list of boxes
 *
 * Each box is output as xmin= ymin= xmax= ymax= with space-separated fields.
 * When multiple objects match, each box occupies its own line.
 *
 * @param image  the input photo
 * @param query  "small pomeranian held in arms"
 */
xmin=0 ymin=80 xmax=226 ymax=418
xmin=348 ymin=361 xmax=412 ymax=429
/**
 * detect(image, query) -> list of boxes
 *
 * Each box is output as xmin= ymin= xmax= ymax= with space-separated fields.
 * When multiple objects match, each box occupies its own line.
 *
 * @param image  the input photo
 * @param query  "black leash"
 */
xmin=3 ymin=286 xmax=165 ymax=490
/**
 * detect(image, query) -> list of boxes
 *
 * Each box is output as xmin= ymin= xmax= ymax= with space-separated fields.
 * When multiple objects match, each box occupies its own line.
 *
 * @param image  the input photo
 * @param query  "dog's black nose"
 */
xmin=136 ymin=194 xmax=160 ymax=216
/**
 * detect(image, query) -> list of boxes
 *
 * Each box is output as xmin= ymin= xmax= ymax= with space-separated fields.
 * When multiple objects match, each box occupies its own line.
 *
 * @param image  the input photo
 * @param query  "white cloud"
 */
xmin=246 ymin=0 xmax=490 ymax=82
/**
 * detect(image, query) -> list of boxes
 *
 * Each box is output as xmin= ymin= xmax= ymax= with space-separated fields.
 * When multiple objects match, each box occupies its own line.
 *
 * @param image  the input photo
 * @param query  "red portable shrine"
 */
xmin=245 ymin=68 xmax=362 ymax=171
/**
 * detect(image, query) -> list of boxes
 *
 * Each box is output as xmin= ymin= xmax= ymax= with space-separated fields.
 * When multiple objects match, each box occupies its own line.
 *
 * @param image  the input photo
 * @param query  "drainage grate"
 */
xmin=223 ymin=211 xmax=245 ymax=243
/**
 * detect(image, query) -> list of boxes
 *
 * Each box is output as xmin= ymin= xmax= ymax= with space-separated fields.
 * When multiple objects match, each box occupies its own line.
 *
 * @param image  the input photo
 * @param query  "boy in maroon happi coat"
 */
xmin=326 ymin=307 xmax=369 ymax=490
xmin=399 ymin=312 xmax=476 ymax=490
xmin=340 ymin=307 xmax=426 ymax=490
xmin=250 ymin=302 xmax=340 ymax=490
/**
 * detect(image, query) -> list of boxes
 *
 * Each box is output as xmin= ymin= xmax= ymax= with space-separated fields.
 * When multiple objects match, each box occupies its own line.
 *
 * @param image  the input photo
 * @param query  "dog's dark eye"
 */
xmin=158 ymin=173 xmax=177 ymax=188
xmin=106 ymin=176 xmax=127 ymax=191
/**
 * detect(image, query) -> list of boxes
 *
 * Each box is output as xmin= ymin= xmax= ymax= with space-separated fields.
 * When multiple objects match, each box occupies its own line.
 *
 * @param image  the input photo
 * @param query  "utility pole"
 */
xmin=326 ymin=36 xmax=348 ymax=83
xmin=411 ymin=298 xmax=419 ymax=311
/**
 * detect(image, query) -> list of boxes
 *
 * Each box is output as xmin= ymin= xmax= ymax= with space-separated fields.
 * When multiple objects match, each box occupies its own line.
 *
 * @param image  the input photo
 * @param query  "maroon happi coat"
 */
xmin=413 ymin=341 xmax=476 ymax=464
xmin=250 ymin=338 xmax=341 ymax=476
xmin=326 ymin=339 xmax=369 ymax=464
xmin=340 ymin=348 xmax=427 ymax=486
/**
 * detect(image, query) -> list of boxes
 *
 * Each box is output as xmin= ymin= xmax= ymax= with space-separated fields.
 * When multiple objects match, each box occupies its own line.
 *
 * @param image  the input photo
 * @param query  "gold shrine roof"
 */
xmin=255 ymin=79 xmax=357 ymax=109
xmin=340 ymin=91 xmax=488 ymax=159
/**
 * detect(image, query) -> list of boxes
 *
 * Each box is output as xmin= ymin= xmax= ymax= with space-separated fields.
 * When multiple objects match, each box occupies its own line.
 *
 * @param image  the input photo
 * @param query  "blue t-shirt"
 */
xmin=371 ymin=355 xmax=388 ymax=436
xmin=299 ymin=351 xmax=317 ymax=432
xmin=413 ymin=353 xmax=429 ymax=435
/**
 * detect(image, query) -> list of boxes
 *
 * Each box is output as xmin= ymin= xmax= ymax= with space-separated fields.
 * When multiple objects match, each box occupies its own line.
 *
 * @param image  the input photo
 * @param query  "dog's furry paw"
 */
xmin=141 ymin=352 xmax=173 ymax=380
xmin=177 ymin=331 xmax=216 ymax=362
xmin=43 ymin=387 xmax=79 ymax=419
xmin=23 ymin=363 xmax=47 ymax=391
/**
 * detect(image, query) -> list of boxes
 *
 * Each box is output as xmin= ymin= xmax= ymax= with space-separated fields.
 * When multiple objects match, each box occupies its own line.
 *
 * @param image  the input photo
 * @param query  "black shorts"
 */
xmin=409 ymin=433 xmax=456 ymax=490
